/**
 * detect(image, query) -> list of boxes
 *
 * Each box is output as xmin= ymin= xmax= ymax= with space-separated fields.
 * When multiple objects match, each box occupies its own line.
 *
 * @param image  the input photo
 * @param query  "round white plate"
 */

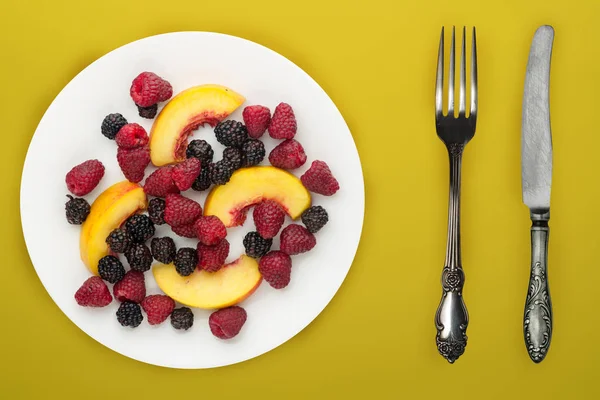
xmin=20 ymin=32 xmax=364 ymax=369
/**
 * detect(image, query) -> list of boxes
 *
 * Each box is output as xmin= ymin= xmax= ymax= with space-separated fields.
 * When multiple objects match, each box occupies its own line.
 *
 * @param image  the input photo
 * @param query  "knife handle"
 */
xmin=523 ymin=211 xmax=552 ymax=363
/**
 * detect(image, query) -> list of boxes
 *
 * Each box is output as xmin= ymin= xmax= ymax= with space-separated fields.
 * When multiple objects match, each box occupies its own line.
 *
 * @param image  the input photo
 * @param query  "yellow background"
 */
xmin=1 ymin=0 xmax=599 ymax=398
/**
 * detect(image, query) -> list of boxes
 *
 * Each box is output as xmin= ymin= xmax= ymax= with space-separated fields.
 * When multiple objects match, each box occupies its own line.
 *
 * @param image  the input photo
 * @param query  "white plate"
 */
xmin=20 ymin=32 xmax=364 ymax=369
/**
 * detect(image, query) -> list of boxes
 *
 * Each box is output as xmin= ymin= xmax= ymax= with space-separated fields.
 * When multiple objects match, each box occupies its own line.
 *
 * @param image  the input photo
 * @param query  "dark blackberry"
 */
xmin=124 ymin=214 xmax=155 ymax=243
xmin=106 ymin=228 xmax=131 ymax=253
xmin=101 ymin=113 xmax=128 ymax=140
xmin=116 ymin=301 xmax=143 ymax=328
xmin=192 ymin=163 xmax=212 ymax=191
xmin=210 ymin=160 xmax=234 ymax=185
xmin=301 ymin=206 xmax=329 ymax=233
xmin=65 ymin=195 xmax=90 ymax=225
xmin=98 ymin=255 xmax=126 ymax=283
xmin=174 ymin=247 xmax=198 ymax=276
xmin=223 ymin=147 xmax=244 ymax=170
xmin=151 ymin=237 xmax=176 ymax=264
xmin=241 ymin=139 xmax=265 ymax=167
xmin=186 ymin=139 xmax=214 ymax=164
xmin=243 ymin=231 xmax=272 ymax=258
xmin=125 ymin=243 xmax=153 ymax=272
xmin=137 ymin=103 xmax=158 ymax=119
xmin=170 ymin=307 xmax=194 ymax=330
xmin=214 ymin=120 xmax=248 ymax=148
xmin=148 ymin=198 xmax=166 ymax=225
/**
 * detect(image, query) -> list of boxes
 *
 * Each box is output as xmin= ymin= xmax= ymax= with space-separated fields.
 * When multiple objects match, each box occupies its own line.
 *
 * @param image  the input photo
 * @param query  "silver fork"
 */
xmin=434 ymin=26 xmax=478 ymax=364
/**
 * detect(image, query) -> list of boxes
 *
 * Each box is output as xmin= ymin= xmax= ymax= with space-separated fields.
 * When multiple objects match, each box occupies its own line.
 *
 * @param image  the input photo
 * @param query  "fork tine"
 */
xmin=448 ymin=26 xmax=456 ymax=116
xmin=470 ymin=27 xmax=478 ymax=118
xmin=459 ymin=27 xmax=467 ymax=116
xmin=435 ymin=27 xmax=444 ymax=117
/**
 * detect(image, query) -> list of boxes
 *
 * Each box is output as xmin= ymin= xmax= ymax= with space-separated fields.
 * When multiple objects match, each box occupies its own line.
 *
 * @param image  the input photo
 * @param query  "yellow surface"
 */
xmin=2 ymin=0 xmax=600 ymax=398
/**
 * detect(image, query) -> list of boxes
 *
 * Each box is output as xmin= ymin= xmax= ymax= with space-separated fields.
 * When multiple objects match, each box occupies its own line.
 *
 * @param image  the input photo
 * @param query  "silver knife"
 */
xmin=521 ymin=25 xmax=554 ymax=363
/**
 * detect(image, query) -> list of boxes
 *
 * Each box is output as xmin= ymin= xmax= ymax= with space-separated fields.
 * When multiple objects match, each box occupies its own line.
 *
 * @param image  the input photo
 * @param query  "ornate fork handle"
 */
xmin=435 ymin=143 xmax=469 ymax=363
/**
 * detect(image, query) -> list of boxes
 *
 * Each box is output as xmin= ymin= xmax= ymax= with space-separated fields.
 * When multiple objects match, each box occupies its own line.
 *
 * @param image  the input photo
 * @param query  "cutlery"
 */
xmin=521 ymin=25 xmax=554 ymax=363
xmin=434 ymin=26 xmax=478 ymax=364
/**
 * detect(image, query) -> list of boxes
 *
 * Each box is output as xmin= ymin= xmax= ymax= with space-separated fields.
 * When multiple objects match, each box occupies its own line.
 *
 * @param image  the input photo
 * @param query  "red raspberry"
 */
xmin=65 ymin=159 xmax=105 ymax=196
xmin=171 ymin=222 xmax=197 ymax=238
xmin=280 ymin=224 xmax=316 ymax=255
xmin=259 ymin=251 xmax=292 ymax=289
xmin=130 ymin=72 xmax=173 ymax=107
xmin=253 ymin=200 xmax=285 ymax=239
xmin=144 ymin=166 xmax=179 ymax=197
xmin=300 ymin=160 xmax=340 ymax=196
xmin=74 ymin=276 xmax=112 ymax=307
xmin=268 ymin=139 xmax=307 ymax=170
xmin=115 ymin=123 xmax=149 ymax=149
xmin=268 ymin=102 xmax=297 ymax=139
xmin=164 ymin=194 xmax=202 ymax=227
xmin=113 ymin=270 xmax=146 ymax=303
xmin=117 ymin=146 xmax=150 ymax=183
xmin=242 ymin=105 xmax=271 ymax=138
xmin=194 ymin=216 xmax=227 ymax=246
xmin=172 ymin=158 xmax=201 ymax=191
xmin=141 ymin=294 xmax=175 ymax=325
xmin=197 ymin=239 xmax=230 ymax=272
xmin=209 ymin=306 xmax=247 ymax=339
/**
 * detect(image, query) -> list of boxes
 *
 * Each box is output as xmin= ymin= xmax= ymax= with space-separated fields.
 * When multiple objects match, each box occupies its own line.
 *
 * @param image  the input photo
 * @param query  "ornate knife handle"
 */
xmin=524 ymin=211 xmax=552 ymax=363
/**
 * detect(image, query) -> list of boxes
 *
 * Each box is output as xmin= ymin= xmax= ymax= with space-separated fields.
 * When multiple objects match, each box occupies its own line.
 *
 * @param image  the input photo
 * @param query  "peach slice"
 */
xmin=149 ymin=84 xmax=245 ymax=166
xmin=204 ymin=166 xmax=311 ymax=227
xmin=80 ymin=181 xmax=147 ymax=275
xmin=152 ymin=255 xmax=262 ymax=309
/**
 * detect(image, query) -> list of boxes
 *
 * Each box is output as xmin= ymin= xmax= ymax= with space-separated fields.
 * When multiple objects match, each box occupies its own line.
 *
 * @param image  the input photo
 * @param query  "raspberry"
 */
xmin=209 ymin=306 xmax=247 ymax=339
xmin=243 ymin=231 xmax=273 ymax=258
xmin=300 ymin=160 xmax=340 ymax=196
xmin=268 ymin=139 xmax=307 ymax=170
xmin=186 ymin=139 xmax=214 ymax=164
xmin=65 ymin=195 xmax=90 ymax=225
xmin=75 ymin=276 xmax=112 ymax=307
xmin=151 ymin=237 xmax=176 ymax=264
xmin=280 ymin=224 xmax=316 ymax=255
xmin=174 ymin=247 xmax=198 ymax=276
xmin=268 ymin=102 xmax=297 ymax=139
xmin=197 ymin=239 xmax=229 ymax=272
xmin=144 ymin=166 xmax=179 ymax=197
xmin=192 ymin=163 xmax=212 ymax=191
xmin=137 ymin=103 xmax=158 ymax=119
xmin=106 ymin=228 xmax=131 ymax=253
xmin=172 ymin=157 xmax=201 ymax=191
xmin=117 ymin=146 xmax=150 ymax=183
xmin=301 ymin=206 xmax=329 ymax=233
xmin=214 ymin=120 xmax=248 ymax=148
xmin=116 ymin=301 xmax=143 ymax=328
xmin=171 ymin=307 xmax=194 ymax=330
xmin=115 ymin=123 xmax=149 ymax=149
xmin=101 ymin=113 xmax=127 ymax=140
xmin=113 ymin=270 xmax=146 ymax=303
xmin=164 ymin=194 xmax=202 ymax=227
xmin=223 ymin=147 xmax=243 ymax=170
xmin=124 ymin=214 xmax=155 ymax=243
xmin=141 ymin=295 xmax=175 ymax=325
xmin=171 ymin=223 xmax=197 ymax=238
xmin=210 ymin=160 xmax=234 ymax=185
xmin=242 ymin=105 xmax=271 ymax=138
xmin=148 ymin=197 xmax=166 ymax=225
xmin=194 ymin=216 xmax=227 ymax=246
xmin=125 ymin=243 xmax=153 ymax=272
xmin=259 ymin=251 xmax=292 ymax=289
xmin=130 ymin=71 xmax=173 ymax=107
xmin=241 ymin=139 xmax=265 ymax=167
xmin=98 ymin=255 xmax=126 ymax=284
xmin=66 ymin=159 xmax=105 ymax=196
xmin=253 ymin=200 xmax=285 ymax=239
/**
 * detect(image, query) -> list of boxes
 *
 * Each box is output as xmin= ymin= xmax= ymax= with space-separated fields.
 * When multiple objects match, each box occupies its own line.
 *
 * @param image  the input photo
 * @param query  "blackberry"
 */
xmin=151 ymin=237 xmax=176 ymax=264
xmin=116 ymin=301 xmax=143 ymax=328
xmin=124 ymin=214 xmax=155 ymax=243
xmin=170 ymin=307 xmax=194 ymax=330
xmin=223 ymin=147 xmax=243 ymax=170
xmin=243 ymin=231 xmax=272 ymax=258
xmin=214 ymin=120 xmax=248 ymax=148
xmin=148 ymin=198 xmax=166 ymax=225
xmin=210 ymin=160 xmax=234 ymax=185
xmin=186 ymin=139 xmax=214 ymax=164
xmin=106 ymin=228 xmax=131 ymax=253
xmin=65 ymin=195 xmax=90 ymax=224
xmin=98 ymin=255 xmax=126 ymax=283
xmin=241 ymin=139 xmax=265 ymax=167
xmin=101 ymin=113 xmax=128 ymax=140
xmin=192 ymin=163 xmax=212 ymax=191
xmin=174 ymin=247 xmax=198 ymax=276
xmin=125 ymin=243 xmax=153 ymax=272
xmin=137 ymin=103 xmax=158 ymax=119
xmin=301 ymin=206 xmax=329 ymax=233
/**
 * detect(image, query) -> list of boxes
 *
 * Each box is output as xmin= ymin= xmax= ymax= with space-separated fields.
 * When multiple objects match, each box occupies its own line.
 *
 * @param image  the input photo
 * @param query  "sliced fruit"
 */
xmin=80 ymin=181 xmax=147 ymax=275
xmin=149 ymin=84 xmax=245 ymax=166
xmin=153 ymin=255 xmax=262 ymax=309
xmin=204 ymin=166 xmax=311 ymax=227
